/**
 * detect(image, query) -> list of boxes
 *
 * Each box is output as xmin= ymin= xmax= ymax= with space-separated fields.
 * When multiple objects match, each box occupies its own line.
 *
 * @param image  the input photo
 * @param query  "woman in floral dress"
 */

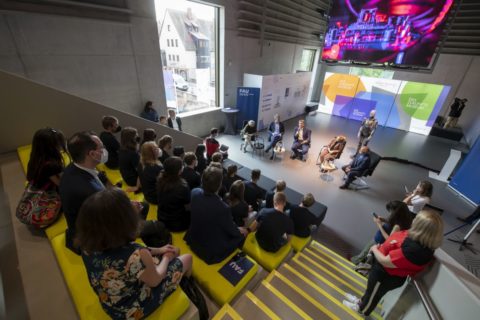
xmin=76 ymin=188 xmax=192 ymax=319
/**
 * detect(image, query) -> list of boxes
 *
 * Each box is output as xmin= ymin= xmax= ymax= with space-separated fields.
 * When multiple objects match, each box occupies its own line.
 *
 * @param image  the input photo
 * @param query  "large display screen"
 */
xmin=322 ymin=0 xmax=454 ymax=67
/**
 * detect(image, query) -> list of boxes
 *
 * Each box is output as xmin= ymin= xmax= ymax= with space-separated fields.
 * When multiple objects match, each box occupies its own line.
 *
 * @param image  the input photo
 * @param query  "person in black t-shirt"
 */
xmin=99 ymin=116 xmax=121 ymax=169
xmin=118 ymin=127 xmax=141 ymax=187
xmin=140 ymin=128 xmax=156 ymax=146
xmin=181 ymin=152 xmax=201 ymax=190
xmin=244 ymin=169 xmax=265 ymax=211
xmin=265 ymin=180 xmax=286 ymax=209
xmin=289 ymin=193 xmax=321 ymax=238
xmin=158 ymin=135 xmax=173 ymax=164
xmin=157 ymin=156 xmax=191 ymax=231
xmin=227 ymin=180 xmax=254 ymax=227
xmin=137 ymin=141 xmax=163 ymax=204
xmin=223 ymin=164 xmax=239 ymax=193
xmin=194 ymin=144 xmax=207 ymax=174
xmin=249 ymin=192 xmax=294 ymax=252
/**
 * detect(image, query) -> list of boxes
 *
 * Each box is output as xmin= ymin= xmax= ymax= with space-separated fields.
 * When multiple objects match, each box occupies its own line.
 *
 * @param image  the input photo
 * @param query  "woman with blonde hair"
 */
xmin=343 ymin=210 xmax=443 ymax=316
xmin=135 ymin=141 xmax=163 ymax=204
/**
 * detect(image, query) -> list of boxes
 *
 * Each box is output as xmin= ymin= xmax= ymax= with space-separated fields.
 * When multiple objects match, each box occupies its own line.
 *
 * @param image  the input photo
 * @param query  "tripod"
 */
xmin=448 ymin=218 xmax=480 ymax=254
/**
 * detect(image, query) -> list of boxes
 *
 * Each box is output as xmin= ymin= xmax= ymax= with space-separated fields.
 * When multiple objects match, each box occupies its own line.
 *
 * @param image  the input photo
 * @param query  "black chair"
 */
xmin=349 ymin=151 xmax=381 ymax=190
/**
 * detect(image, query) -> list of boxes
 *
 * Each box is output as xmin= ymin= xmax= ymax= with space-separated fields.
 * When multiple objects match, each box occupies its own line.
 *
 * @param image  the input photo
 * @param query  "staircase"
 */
xmin=214 ymin=241 xmax=383 ymax=320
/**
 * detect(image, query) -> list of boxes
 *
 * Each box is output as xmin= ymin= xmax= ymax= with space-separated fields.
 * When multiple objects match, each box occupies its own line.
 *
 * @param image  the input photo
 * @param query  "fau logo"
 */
xmin=239 ymin=89 xmax=250 ymax=96
xmin=229 ymin=261 xmax=245 ymax=275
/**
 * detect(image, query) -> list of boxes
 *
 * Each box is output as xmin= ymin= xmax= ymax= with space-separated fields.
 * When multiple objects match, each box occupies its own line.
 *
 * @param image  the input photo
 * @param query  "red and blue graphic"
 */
xmin=322 ymin=0 xmax=454 ymax=67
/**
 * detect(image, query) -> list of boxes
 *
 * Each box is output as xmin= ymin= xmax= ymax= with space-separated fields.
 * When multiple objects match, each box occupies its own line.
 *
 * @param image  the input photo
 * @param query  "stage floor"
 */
xmin=218 ymin=112 xmax=480 ymax=277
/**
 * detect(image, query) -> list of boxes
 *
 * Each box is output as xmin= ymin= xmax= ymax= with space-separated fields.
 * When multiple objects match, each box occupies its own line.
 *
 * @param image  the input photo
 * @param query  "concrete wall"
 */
xmin=0 ymin=0 xmax=167 ymax=117
xmin=0 ymin=70 xmax=202 ymax=154
xmin=313 ymin=54 xmax=480 ymax=146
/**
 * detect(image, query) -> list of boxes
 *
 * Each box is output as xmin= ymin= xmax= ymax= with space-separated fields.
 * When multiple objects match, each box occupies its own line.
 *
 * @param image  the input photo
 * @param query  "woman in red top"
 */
xmin=343 ymin=210 xmax=444 ymax=316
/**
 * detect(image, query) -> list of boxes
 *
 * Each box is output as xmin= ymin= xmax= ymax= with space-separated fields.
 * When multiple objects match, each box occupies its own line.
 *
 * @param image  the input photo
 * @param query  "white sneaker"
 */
xmin=343 ymin=299 xmax=360 ymax=312
xmin=344 ymin=293 xmax=361 ymax=305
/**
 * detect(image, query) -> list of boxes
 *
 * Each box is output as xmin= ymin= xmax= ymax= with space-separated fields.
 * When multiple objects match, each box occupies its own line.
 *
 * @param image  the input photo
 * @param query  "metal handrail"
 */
xmin=412 ymin=278 xmax=442 ymax=320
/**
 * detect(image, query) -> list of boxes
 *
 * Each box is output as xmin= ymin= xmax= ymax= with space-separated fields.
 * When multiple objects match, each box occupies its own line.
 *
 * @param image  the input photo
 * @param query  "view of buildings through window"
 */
xmin=155 ymin=0 xmax=217 ymax=114
xmin=299 ymin=49 xmax=316 ymax=72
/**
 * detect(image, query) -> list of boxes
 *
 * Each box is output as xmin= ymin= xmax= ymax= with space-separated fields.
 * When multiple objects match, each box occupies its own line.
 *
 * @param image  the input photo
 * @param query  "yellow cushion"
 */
xmin=172 ymin=232 xmax=259 ymax=306
xmin=51 ymin=233 xmax=190 ymax=320
xmin=96 ymin=163 xmax=123 ymax=186
xmin=146 ymin=204 xmax=158 ymax=221
xmin=290 ymin=235 xmax=312 ymax=252
xmin=242 ymin=232 xmax=292 ymax=272
xmin=17 ymin=145 xmax=32 ymax=174
xmin=45 ymin=214 xmax=67 ymax=240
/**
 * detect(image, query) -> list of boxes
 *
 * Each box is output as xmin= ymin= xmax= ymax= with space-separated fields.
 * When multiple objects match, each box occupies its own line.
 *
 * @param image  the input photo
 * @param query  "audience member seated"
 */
xmin=173 ymin=146 xmax=185 ymax=159
xmin=76 ymin=188 xmax=192 ymax=319
xmin=60 ymin=131 xmax=110 ymax=253
xmin=181 ymin=152 xmax=201 ymax=190
xmin=318 ymin=135 xmax=347 ymax=172
xmin=290 ymin=119 xmax=311 ymax=161
xmin=167 ymin=109 xmax=182 ymax=131
xmin=158 ymin=135 xmax=173 ymax=164
xmin=140 ymin=101 xmax=160 ymax=122
xmin=223 ymin=164 xmax=239 ymax=192
xmin=343 ymin=210 xmax=443 ymax=317
xmin=403 ymin=180 xmax=433 ymax=215
xmin=137 ymin=141 xmax=163 ymax=204
xmin=194 ymin=144 xmax=207 ymax=174
xmin=244 ymin=169 xmax=265 ymax=212
xmin=185 ymin=166 xmax=248 ymax=264
xmin=141 ymin=128 xmax=157 ymax=146
xmin=265 ymin=180 xmax=286 ymax=209
xmin=159 ymin=116 xmax=167 ymax=126
xmin=118 ymin=127 xmax=141 ymax=187
xmin=22 ymin=128 xmax=66 ymax=227
xmin=157 ymin=157 xmax=190 ymax=232
xmin=351 ymin=201 xmax=413 ymax=267
xmin=289 ymin=193 xmax=321 ymax=238
xmin=241 ymin=120 xmax=257 ymax=153
xmin=99 ymin=116 xmax=121 ymax=169
xmin=227 ymin=180 xmax=254 ymax=227
xmin=249 ymin=192 xmax=294 ymax=253
xmin=339 ymin=146 xmax=371 ymax=190
xmin=265 ymin=114 xmax=285 ymax=160
xmin=205 ymin=128 xmax=227 ymax=161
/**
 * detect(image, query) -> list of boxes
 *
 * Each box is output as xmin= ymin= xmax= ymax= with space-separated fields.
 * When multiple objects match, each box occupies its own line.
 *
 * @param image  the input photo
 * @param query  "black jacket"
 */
xmin=167 ymin=117 xmax=183 ymax=131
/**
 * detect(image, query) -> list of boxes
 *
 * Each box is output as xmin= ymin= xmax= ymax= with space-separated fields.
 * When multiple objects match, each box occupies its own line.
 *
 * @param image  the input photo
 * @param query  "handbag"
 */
xmin=15 ymin=182 xmax=61 ymax=228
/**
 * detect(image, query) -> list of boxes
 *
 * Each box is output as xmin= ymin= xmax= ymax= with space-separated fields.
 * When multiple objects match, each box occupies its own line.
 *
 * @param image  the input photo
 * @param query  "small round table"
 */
xmin=221 ymin=108 xmax=239 ymax=135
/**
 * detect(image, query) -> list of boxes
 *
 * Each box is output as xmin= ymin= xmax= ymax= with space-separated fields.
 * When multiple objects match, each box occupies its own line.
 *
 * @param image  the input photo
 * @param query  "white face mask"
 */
xmin=156 ymin=147 xmax=162 ymax=159
xmin=98 ymin=148 xmax=109 ymax=164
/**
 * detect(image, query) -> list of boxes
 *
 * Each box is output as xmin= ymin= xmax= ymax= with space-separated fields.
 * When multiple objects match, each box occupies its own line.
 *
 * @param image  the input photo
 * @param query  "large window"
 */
xmin=299 ymin=49 xmax=316 ymax=72
xmin=155 ymin=0 xmax=219 ymax=114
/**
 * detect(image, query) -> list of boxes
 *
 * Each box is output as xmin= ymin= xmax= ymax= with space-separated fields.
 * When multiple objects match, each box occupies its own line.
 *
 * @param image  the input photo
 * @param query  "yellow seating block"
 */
xmin=96 ymin=163 xmax=123 ymax=186
xmin=146 ymin=204 xmax=157 ymax=221
xmin=242 ymin=232 xmax=292 ymax=272
xmin=290 ymin=235 xmax=312 ymax=252
xmin=45 ymin=214 xmax=67 ymax=240
xmin=51 ymin=233 xmax=190 ymax=320
xmin=17 ymin=145 xmax=32 ymax=174
xmin=172 ymin=232 xmax=259 ymax=306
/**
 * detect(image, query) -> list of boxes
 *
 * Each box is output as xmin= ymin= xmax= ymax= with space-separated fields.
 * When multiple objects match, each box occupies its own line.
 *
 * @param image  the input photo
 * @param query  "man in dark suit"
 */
xmin=340 ymin=146 xmax=371 ymax=189
xmin=265 ymin=114 xmax=285 ymax=159
xmin=290 ymin=119 xmax=311 ymax=161
xmin=167 ymin=109 xmax=182 ymax=131
xmin=184 ymin=166 xmax=248 ymax=264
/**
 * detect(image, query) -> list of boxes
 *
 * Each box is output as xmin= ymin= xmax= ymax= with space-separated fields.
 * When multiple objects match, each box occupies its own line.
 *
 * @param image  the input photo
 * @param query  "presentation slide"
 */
xmin=319 ymin=72 xmax=450 ymax=135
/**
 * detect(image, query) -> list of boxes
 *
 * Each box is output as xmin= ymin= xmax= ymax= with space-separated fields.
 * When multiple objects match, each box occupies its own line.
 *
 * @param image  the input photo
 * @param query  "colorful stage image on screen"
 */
xmin=322 ymin=0 xmax=454 ymax=67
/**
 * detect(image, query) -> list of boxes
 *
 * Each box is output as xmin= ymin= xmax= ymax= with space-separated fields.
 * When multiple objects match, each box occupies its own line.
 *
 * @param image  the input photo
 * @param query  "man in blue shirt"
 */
xmin=340 ymin=146 xmax=371 ymax=189
xmin=290 ymin=119 xmax=311 ymax=161
xmin=265 ymin=114 xmax=285 ymax=159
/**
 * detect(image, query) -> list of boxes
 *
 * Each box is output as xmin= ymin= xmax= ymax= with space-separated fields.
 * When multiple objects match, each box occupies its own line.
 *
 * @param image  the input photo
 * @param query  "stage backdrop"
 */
xmin=319 ymin=72 xmax=450 ymax=135
xmin=243 ymin=72 xmax=313 ymax=130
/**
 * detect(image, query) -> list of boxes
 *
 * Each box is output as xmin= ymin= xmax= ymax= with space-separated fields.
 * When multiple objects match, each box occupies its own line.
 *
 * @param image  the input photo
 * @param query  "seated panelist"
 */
xmin=290 ymin=119 xmax=311 ymax=161
xmin=265 ymin=114 xmax=285 ymax=158
xmin=340 ymin=146 xmax=371 ymax=189
xmin=240 ymin=120 xmax=257 ymax=153
xmin=318 ymin=135 xmax=347 ymax=172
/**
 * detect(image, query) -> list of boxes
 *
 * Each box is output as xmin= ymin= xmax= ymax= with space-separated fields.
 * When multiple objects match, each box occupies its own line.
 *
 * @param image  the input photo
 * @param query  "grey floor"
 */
xmin=218 ymin=112 xmax=480 ymax=276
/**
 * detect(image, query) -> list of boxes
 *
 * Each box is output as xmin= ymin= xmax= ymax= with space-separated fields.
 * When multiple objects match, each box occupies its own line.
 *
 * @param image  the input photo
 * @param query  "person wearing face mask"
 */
xmin=99 ymin=116 xmax=122 ymax=169
xmin=60 ymin=131 xmax=112 ymax=254
xmin=118 ymin=127 xmax=141 ymax=187
xmin=356 ymin=110 xmax=378 ymax=155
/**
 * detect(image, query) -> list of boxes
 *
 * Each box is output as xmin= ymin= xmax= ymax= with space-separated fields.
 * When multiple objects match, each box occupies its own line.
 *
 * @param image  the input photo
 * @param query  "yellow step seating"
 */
xmin=242 ymin=232 xmax=292 ymax=272
xmin=51 ymin=232 xmax=190 ymax=320
xmin=290 ymin=235 xmax=312 ymax=252
xmin=212 ymin=304 xmax=243 ymax=320
xmin=171 ymin=232 xmax=259 ymax=306
xmin=45 ymin=214 xmax=67 ymax=240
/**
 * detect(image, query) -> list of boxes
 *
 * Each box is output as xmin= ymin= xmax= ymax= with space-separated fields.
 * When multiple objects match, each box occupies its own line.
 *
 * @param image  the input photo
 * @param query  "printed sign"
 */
xmin=218 ymin=252 xmax=254 ymax=286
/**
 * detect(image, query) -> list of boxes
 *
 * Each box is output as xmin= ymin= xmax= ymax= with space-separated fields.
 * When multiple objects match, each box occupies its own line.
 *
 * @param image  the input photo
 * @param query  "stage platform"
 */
xmin=218 ymin=112 xmax=480 ymax=277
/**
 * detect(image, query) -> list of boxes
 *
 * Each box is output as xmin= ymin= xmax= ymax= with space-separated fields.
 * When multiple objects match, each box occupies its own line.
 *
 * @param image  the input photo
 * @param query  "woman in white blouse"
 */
xmin=403 ymin=181 xmax=433 ymax=214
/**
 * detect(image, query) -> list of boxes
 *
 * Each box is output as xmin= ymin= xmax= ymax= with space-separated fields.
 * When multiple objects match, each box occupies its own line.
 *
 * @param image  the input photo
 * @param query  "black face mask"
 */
xmin=114 ymin=126 xmax=122 ymax=133
xmin=135 ymin=136 xmax=141 ymax=143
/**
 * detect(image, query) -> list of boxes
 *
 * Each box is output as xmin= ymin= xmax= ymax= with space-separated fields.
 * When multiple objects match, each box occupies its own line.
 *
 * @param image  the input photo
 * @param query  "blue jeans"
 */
xmin=291 ymin=142 xmax=309 ymax=159
xmin=266 ymin=135 xmax=282 ymax=152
